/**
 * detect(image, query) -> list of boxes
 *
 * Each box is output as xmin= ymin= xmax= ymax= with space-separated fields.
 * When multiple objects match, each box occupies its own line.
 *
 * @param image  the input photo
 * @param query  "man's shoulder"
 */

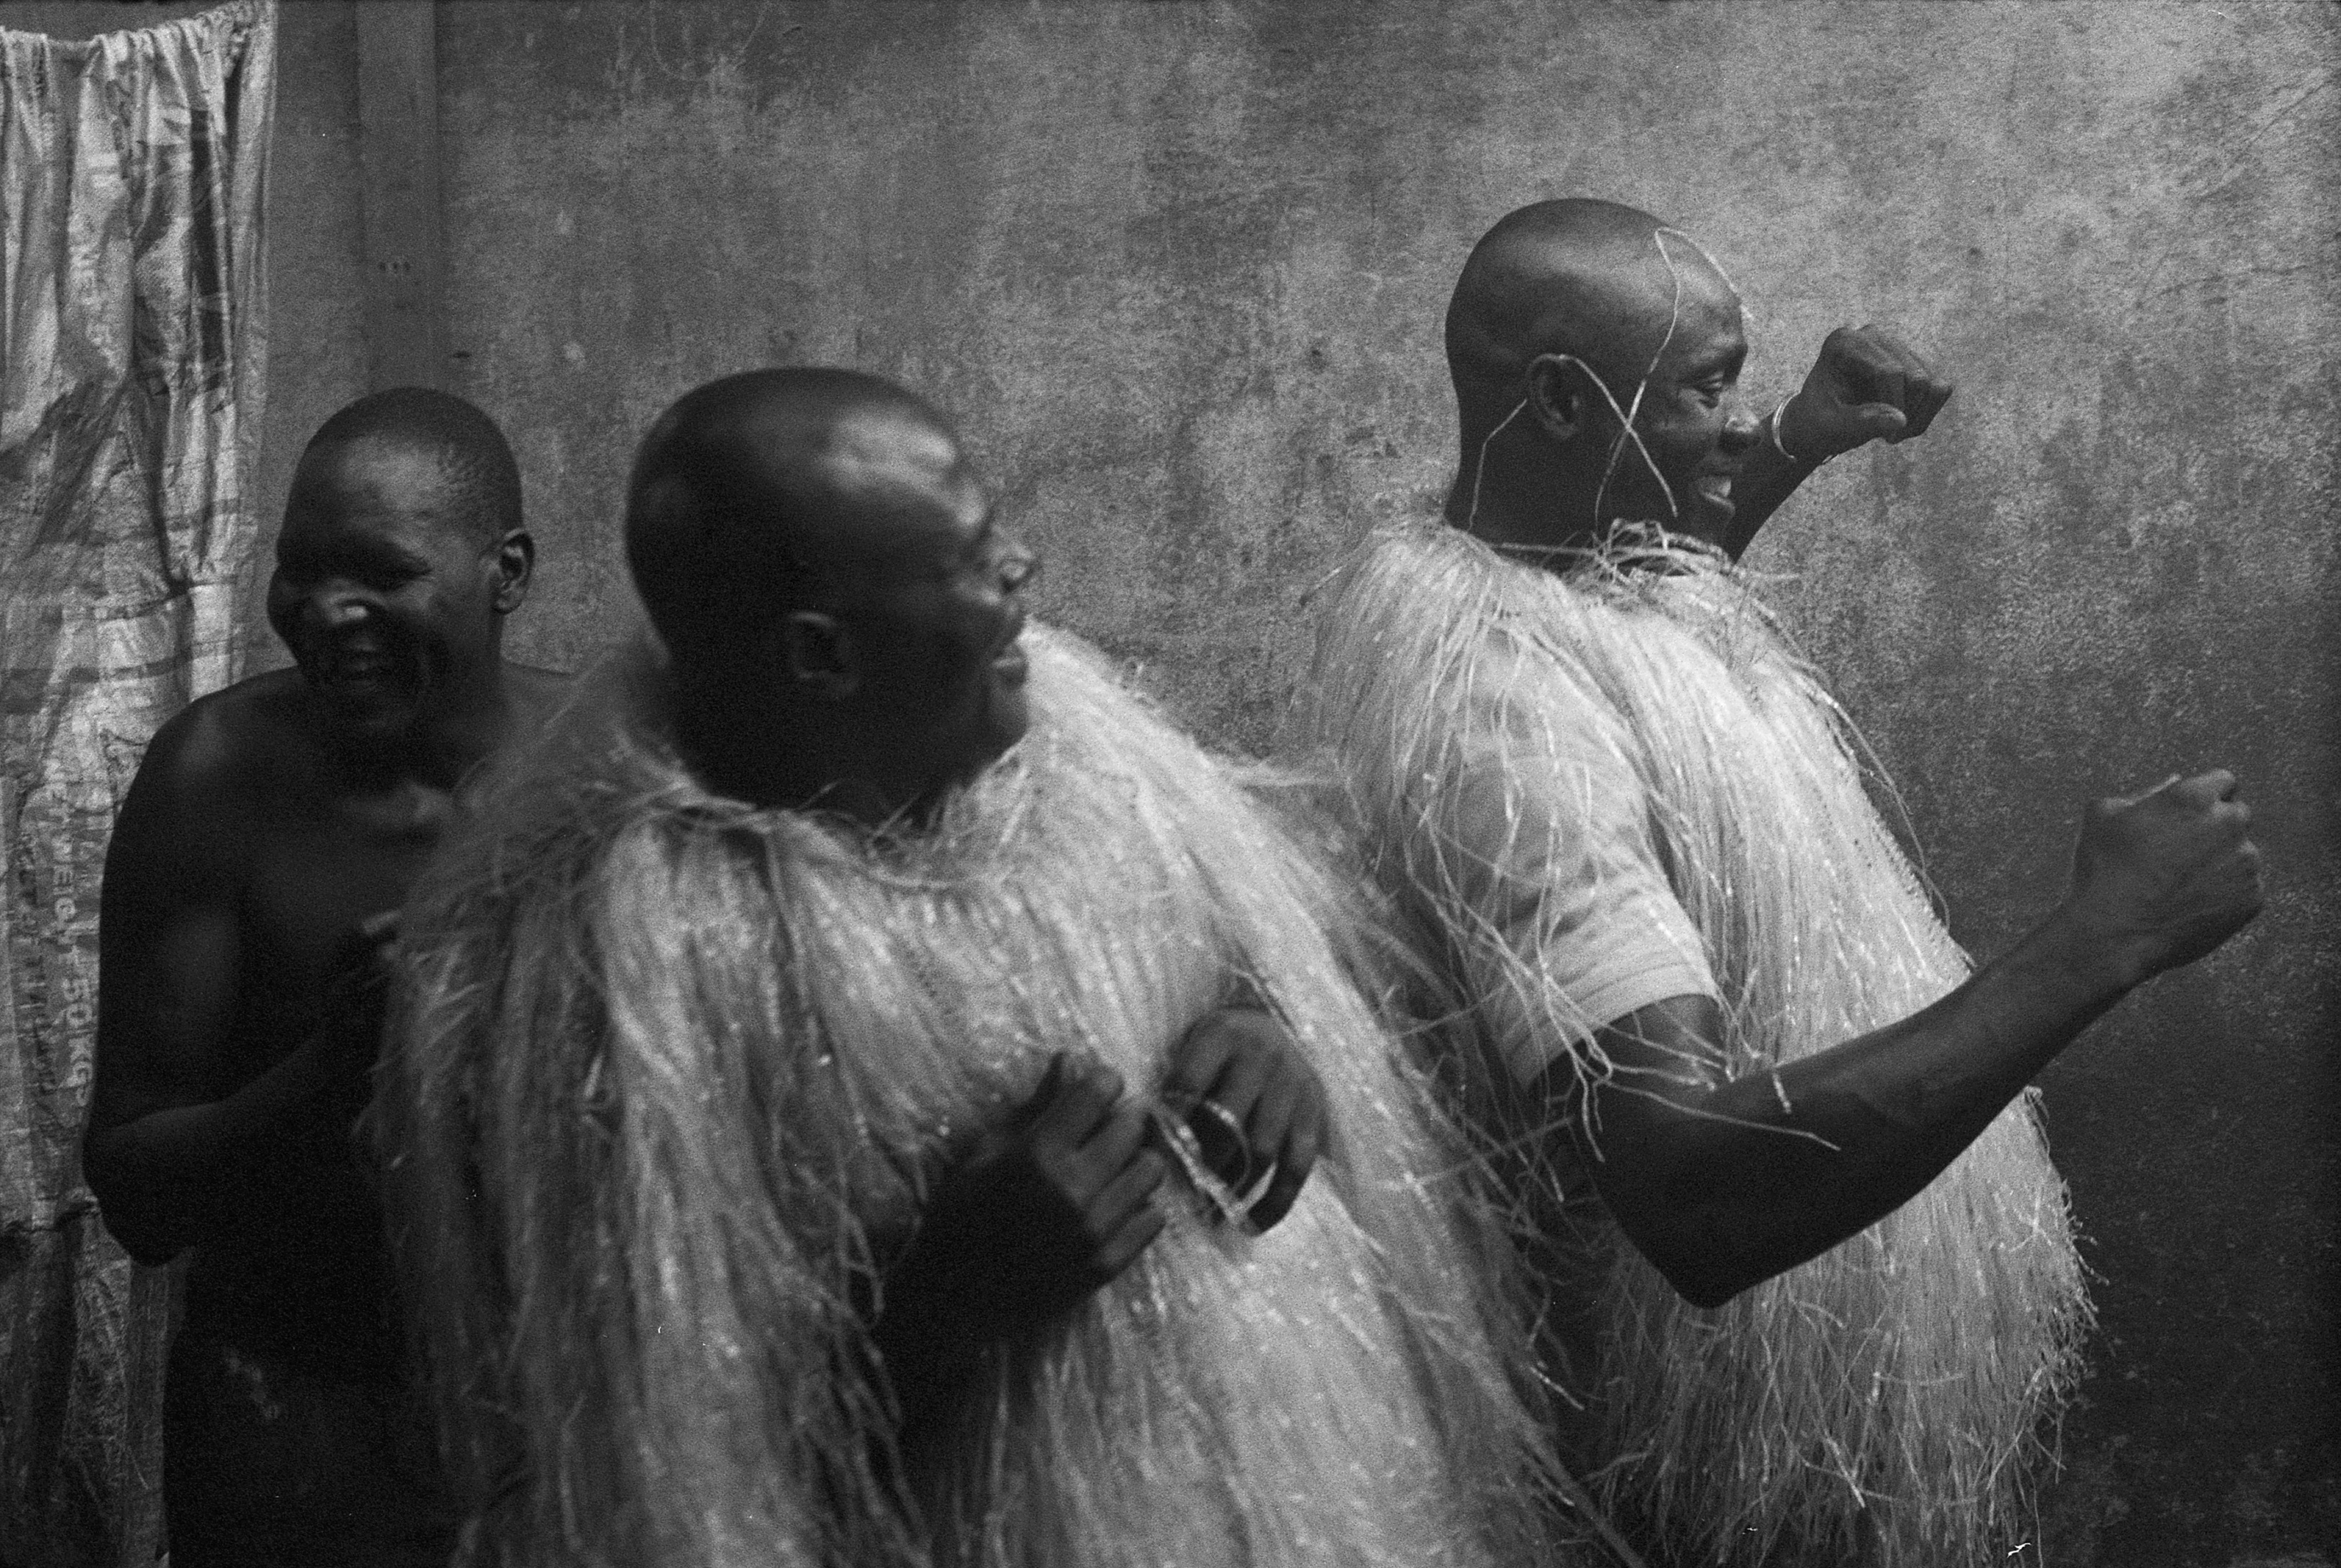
xmin=1448 ymin=614 xmax=1631 ymax=743
xmin=104 ymin=672 xmax=326 ymax=902
xmin=129 ymin=669 xmax=321 ymax=819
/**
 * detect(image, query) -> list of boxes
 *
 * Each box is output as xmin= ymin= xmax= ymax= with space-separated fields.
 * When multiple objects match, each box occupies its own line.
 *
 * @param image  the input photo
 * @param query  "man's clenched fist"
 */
xmin=908 ymin=1052 xmax=1169 ymax=1342
xmin=873 ymin=1051 xmax=1169 ymax=1428
xmin=1779 ymin=324 xmax=1955 ymax=462
xmin=2065 ymin=770 xmax=2264 ymax=988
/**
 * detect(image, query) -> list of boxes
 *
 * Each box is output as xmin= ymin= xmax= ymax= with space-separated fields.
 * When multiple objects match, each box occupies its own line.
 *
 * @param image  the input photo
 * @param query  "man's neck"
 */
xmin=1443 ymin=455 xmax=1606 ymax=560
xmin=1444 ymin=453 xmax=1748 ymax=570
xmin=330 ymin=664 xmax=518 ymax=795
xmin=675 ymin=702 xmax=922 ymax=830
xmin=420 ymin=682 xmax=519 ymax=787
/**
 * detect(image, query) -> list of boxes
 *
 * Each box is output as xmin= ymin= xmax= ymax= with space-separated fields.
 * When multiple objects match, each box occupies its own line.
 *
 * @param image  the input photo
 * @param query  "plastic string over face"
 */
xmin=1466 ymin=226 xmax=1738 ymax=542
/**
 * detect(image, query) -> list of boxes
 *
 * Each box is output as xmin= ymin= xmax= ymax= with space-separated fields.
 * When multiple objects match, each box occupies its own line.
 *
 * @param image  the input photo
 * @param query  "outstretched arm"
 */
xmin=1721 ymin=324 xmax=1955 ymax=559
xmin=1547 ymin=771 xmax=2261 ymax=1309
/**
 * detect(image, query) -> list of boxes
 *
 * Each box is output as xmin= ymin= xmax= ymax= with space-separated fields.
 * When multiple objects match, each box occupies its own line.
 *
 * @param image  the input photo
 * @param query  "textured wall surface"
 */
xmin=241 ymin=0 xmax=370 ymax=663
xmin=50 ymin=1 xmax=2341 ymax=1563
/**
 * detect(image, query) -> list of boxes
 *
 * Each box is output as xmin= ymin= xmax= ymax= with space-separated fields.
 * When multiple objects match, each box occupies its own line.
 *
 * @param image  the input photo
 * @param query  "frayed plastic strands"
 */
xmin=1591 ymin=230 xmax=1691 ymax=528
xmin=377 ymin=623 xmax=1564 ymax=1568
xmin=1299 ymin=519 xmax=2091 ymax=1568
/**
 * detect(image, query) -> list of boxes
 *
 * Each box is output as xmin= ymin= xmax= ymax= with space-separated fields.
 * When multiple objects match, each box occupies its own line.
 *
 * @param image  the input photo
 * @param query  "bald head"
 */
xmin=623 ymin=367 xmax=1034 ymax=819
xmin=301 ymin=386 xmax=523 ymax=546
xmin=625 ymin=367 xmax=966 ymax=663
xmin=1438 ymin=199 xmax=1755 ymax=548
xmin=1446 ymin=199 xmax=1734 ymax=434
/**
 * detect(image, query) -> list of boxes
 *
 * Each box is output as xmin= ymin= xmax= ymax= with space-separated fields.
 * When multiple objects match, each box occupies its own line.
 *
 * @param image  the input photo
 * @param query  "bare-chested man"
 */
xmin=82 ymin=389 xmax=566 ymax=1567
xmin=375 ymin=367 xmax=1553 ymax=1568
xmin=1301 ymin=198 xmax=2264 ymax=1566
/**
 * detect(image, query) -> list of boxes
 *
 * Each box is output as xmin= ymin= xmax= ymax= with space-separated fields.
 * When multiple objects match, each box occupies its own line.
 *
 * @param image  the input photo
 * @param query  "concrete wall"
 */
xmin=31 ymin=1 xmax=2341 ymax=1562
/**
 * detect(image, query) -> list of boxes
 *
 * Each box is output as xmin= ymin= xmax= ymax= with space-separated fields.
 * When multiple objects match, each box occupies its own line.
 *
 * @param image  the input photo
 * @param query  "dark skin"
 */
xmin=1442 ymin=199 xmax=2263 ymax=1308
xmin=624 ymin=370 xmax=1328 ymax=1421
xmin=1446 ymin=207 xmax=1951 ymax=563
xmin=85 ymin=436 xmax=565 ymax=1270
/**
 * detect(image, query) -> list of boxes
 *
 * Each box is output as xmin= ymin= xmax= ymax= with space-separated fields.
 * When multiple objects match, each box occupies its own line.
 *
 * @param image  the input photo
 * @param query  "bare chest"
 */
xmin=222 ymin=784 xmax=455 ymax=1074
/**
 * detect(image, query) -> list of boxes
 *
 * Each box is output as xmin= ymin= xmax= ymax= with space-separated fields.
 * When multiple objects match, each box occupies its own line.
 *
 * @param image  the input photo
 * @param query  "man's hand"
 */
xmin=869 ymin=1052 xmax=1165 ymax=1430
xmin=322 ymin=911 xmax=399 ymax=1021
xmin=315 ymin=911 xmax=401 ymax=1107
xmin=1161 ymin=1005 xmax=1327 ymax=1232
xmin=890 ymin=1052 xmax=1167 ymax=1351
xmin=1779 ymin=325 xmax=1955 ymax=462
xmin=2063 ymin=770 xmax=2264 ymax=989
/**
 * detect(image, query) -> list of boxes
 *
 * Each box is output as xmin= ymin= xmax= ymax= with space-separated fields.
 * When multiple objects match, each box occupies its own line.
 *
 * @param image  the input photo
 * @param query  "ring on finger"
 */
xmin=1147 ymin=1095 xmax=1258 ymax=1233
xmin=1158 ymin=1090 xmax=1256 ymax=1197
xmin=1235 ymin=1156 xmax=1279 ymax=1215
xmin=1190 ymin=1097 xmax=1256 ymax=1194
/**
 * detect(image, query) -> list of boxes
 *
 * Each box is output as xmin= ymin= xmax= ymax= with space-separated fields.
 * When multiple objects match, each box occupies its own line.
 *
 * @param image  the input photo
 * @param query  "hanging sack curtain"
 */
xmin=0 ymin=3 xmax=275 ymax=1562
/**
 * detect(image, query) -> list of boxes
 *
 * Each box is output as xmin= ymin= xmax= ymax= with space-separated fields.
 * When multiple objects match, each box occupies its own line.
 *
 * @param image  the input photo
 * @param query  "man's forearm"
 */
xmin=86 ymin=1018 xmax=373 ymax=1261
xmin=1586 ymin=908 xmax=2134 ymax=1307
xmin=86 ymin=1098 xmax=246 ymax=1261
xmin=1718 ymin=434 xmax=1821 ymax=559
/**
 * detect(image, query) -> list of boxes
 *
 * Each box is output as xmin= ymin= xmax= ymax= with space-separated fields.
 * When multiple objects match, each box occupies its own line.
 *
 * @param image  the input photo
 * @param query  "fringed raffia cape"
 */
xmin=375 ymin=622 xmax=1557 ymax=1568
xmin=1299 ymin=519 xmax=2091 ymax=1568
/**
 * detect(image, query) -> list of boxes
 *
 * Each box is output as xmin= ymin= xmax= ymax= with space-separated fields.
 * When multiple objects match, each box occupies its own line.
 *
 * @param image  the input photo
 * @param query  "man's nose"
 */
xmin=999 ymin=538 xmax=1039 ymax=592
xmin=303 ymin=582 xmax=375 ymax=631
xmin=1716 ymin=405 xmax=1764 ymax=458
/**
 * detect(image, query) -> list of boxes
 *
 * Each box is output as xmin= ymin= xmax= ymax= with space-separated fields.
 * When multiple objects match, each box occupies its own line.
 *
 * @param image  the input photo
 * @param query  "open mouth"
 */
xmin=312 ymin=644 xmax=406 ymax=698
xmin=992 ymin=640 xmax=1029 ymax=686
xmin=991 ymin=613 xmax=1030 ymax=685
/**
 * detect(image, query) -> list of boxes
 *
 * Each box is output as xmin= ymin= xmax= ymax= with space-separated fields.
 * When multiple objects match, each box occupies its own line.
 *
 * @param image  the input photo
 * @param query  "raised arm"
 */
xmin=1546 ymin=771 xmax=2261 ymax=1309
xmin=82 ymin=715 xmax=386 ymax=1264
xmin=1721 ymin=324 xmax=1956 ymax=558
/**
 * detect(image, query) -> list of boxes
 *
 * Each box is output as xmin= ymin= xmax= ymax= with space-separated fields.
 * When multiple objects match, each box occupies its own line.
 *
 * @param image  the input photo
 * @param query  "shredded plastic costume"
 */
xmin=1299 ymin=519 xmax=2092 ymax=1567
xmin=375 ymin=622 xmax=1559 ymax=1568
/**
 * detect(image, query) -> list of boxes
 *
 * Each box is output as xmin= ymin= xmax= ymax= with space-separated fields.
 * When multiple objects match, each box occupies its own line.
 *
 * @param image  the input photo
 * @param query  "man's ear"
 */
xmin=1524 ymin=354 xmax=1597 ymax=443
xmin=779 ymin=610 xmax=860 ymax=700
xmin=489 ymin=529 xmax=535 ymax=613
